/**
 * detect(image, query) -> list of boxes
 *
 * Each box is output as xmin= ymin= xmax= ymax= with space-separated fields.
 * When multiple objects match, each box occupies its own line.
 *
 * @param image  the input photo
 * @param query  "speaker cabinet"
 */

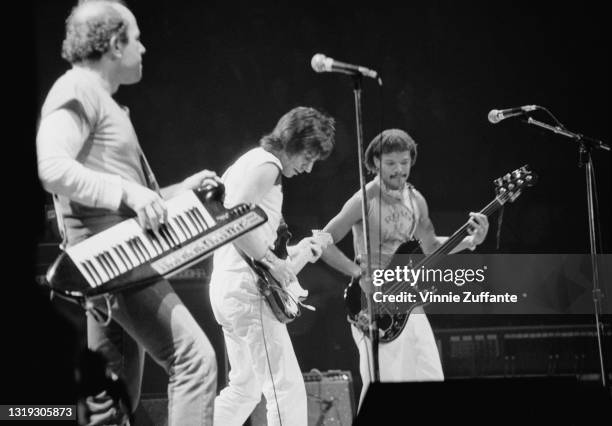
xmin=249 ymin=370 xmax=355 ymax=426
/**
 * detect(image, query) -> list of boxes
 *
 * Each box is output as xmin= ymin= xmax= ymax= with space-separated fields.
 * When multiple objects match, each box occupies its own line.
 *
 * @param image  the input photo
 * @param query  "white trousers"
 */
xmin=351 ymin=307 xmax=444 ymax=406
xmin=209 ymin=268 xmax=307 ymax=426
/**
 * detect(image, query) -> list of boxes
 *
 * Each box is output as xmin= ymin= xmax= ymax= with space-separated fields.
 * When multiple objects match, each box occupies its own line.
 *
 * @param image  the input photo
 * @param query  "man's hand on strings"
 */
xmin=467 ymin=212 xmax=489 ymax=247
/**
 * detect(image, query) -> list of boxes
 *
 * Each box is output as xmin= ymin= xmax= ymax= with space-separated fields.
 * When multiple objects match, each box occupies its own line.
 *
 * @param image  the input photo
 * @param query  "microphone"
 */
xmin=488 ymin=105 xmax=538 ymax=124
xmin=311 ymin=53 xmax=378 ymax=79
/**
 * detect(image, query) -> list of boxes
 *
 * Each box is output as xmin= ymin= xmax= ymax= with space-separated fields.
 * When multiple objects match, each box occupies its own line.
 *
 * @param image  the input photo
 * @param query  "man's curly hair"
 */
xmin=364 ymin=129 xmax=418 ymax=174
xmin=260 ymin=107 xmax=335 ymax=160
xmin=61 ymin=1 xmax=129 ymax=64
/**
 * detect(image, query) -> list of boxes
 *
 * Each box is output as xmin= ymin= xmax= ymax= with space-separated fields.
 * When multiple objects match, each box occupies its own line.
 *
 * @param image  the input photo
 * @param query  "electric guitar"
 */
xmin=241 ymin=224 xmax=333 ymax=323
xmin=345 ymin=165 xmax=537 ymax=343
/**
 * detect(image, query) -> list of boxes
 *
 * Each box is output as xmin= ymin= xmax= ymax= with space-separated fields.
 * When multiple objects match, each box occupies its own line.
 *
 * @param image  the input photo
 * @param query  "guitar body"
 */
xmin=241 ymin=256 xmax=300 ymax=324
xmin=344 ymin=277 xmax=419 ymax=343
xmin=241 ymin=224 xmax=333 ymax=323
xmin=343 ymin=276 xmax=363 ymax=317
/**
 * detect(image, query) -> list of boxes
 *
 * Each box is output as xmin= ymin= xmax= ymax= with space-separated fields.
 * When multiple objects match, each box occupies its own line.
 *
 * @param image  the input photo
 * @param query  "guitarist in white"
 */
xmin=209 ymin=107 xmax=335 ymax=426
xmin=319 ymin=129 xmax=489 ymax=405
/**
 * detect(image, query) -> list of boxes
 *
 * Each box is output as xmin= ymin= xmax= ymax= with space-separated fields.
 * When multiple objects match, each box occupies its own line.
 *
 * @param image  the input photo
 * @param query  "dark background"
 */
xmin=34 ymin=0 xmax=611 ymax=253
xmin=18 ymin=0 xmax=612 ymax=407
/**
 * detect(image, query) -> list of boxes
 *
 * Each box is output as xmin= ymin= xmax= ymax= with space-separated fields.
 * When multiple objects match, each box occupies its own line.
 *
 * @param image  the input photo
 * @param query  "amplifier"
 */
xmin=436 ymin=324 xmax=612 ymax=378
xmin=249 ymin=369 xmax=355 ymax=426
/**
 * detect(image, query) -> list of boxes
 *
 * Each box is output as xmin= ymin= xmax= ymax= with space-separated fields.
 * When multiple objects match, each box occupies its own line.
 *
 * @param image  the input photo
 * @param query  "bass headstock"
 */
xmin=494 ymin=165 xmax=538 ymax=203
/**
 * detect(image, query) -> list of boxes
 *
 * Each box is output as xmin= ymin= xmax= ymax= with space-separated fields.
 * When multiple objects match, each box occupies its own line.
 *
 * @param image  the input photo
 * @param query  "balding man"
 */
xmin=37 ymin=1 xmax=218 ymax=424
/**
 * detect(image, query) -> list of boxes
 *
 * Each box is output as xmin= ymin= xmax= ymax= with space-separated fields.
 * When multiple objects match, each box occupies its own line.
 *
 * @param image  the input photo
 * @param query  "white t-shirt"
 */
xmin=212 ymin=147 xmax=284 ymax=272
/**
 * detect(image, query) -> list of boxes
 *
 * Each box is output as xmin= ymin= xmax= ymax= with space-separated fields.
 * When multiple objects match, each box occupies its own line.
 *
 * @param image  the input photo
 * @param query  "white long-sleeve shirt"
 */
xmin=37 ymin=66 xmax=148 ymax=243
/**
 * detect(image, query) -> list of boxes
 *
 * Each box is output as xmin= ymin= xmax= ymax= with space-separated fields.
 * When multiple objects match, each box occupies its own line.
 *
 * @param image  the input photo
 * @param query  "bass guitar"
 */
xmin=345 ymin=165 xmax=537 ymax=343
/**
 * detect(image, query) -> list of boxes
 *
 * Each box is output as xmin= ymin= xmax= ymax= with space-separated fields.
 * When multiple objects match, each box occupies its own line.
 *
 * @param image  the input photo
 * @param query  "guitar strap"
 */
xmin=52 ymin=194 xmax=68 ymax=251
xmin=406 ymin=183 xmax=420 ymax=241
xmin=138 ymin=148 xmax=162 ymax=195
xmin=50 ymin=100 xmax=161 ymax=249
xmin=51 ymin=150 xmax=160 ymax=251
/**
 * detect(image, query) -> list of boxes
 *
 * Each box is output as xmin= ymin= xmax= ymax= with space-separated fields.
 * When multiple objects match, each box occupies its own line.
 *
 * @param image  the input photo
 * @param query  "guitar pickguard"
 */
xmin=349 ymin=310 xmax=410 ymax=343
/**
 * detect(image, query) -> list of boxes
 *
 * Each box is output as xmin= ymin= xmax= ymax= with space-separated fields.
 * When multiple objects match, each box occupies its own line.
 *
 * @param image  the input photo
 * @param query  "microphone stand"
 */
xmin=524 ymin=116 xmax=610 ymax=387
xmin=351 ymin=73 xmax=380 ymax=383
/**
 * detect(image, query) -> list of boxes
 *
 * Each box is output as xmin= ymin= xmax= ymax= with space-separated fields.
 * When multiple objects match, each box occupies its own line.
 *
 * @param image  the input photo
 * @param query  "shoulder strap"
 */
xmin=138 ymin=149 xmax=161 ymax=194
xmin=51 ymin=194 xmax=68 ymax=250
xmin=406 ymin=184 xmax=420 ymax=241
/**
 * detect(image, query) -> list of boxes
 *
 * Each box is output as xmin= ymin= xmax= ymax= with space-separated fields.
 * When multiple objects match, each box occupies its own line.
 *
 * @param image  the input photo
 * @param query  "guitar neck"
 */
xmin=415 ymin=196 xmax=504 ymax=271
xmin=376 ymin=166 xmax=536 ymax=311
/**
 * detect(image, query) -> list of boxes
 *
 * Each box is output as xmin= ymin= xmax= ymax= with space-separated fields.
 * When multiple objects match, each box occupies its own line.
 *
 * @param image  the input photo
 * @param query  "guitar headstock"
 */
xmin=273 ymin=223 xmax=293 ymax=258
xmin=494 ymin=165 xmax=538 ymax=203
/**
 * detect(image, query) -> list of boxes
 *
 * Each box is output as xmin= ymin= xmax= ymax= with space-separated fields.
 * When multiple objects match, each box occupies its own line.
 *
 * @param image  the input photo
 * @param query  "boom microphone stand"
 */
xmin=311 ymin=52 xmax=384 ymax=383
xmin=523 ymin=113 xmax=610 ymax=387
xmin=351 ymin=73 xmax=380 ymax=383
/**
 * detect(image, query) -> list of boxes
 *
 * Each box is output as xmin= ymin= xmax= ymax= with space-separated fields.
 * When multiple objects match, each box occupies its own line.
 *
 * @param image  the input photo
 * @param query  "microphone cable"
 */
xmin=537 ymin=108 xmax=604 ymax=251
xmin=376 ymin=65 xmax=385 ymax=276
xmin=537 ymin=105 xmax=567 ymax=130
xmin=588 ymin=155 xmax=604 ymax=254
xmin=259 ymin=296 xmax=284 ymax=426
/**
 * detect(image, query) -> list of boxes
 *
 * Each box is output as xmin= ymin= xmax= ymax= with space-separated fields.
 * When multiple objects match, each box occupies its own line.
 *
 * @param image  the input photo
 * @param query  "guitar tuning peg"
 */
xmin=516 ymin=179 xmax=524 ymax=186
xmin=512 ymin=170 xmax=521 ymax=179
xmin=504 ymin=173 xmax=512 ymax=181
xmin=494 ymin=178 xmax=503 ymax=187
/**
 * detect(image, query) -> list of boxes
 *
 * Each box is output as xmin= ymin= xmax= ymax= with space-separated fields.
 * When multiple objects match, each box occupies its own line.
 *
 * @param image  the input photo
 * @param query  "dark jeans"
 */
xmin=87 ymin=280 xmax=217 ymax=425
